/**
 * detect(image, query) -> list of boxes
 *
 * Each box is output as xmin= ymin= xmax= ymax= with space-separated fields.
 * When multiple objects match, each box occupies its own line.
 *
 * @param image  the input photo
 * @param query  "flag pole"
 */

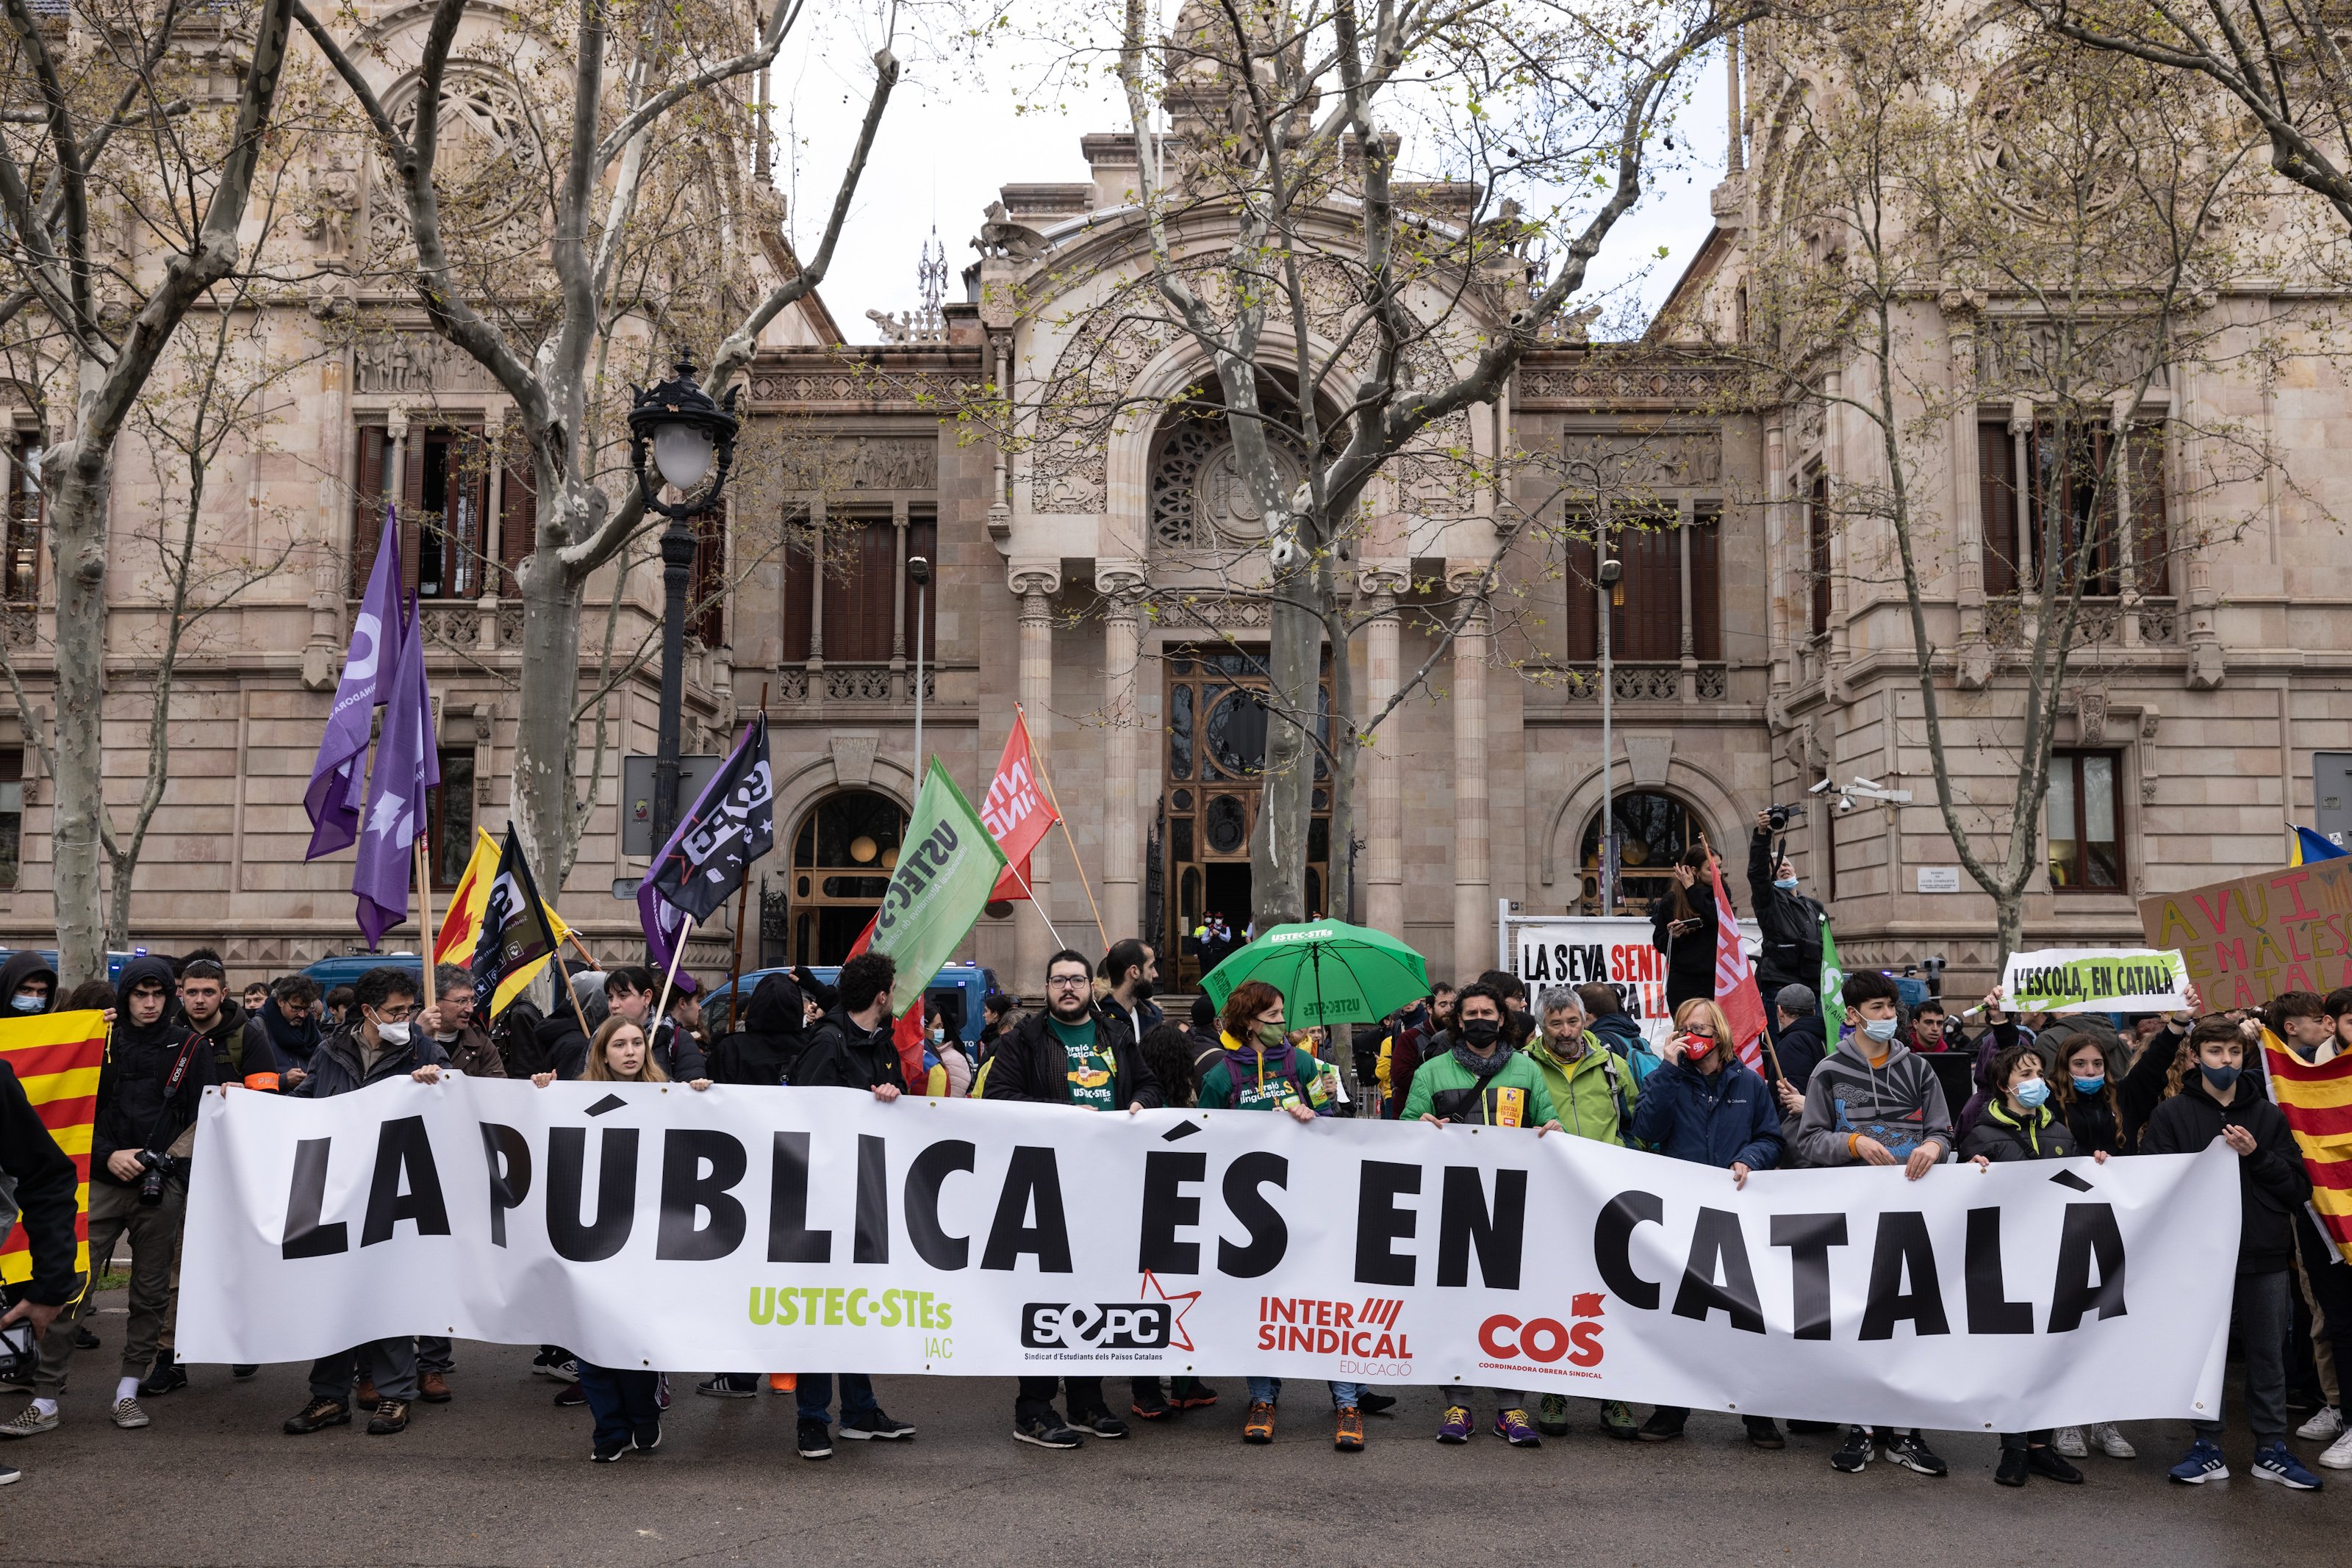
xmin=414 ymin=835 xmax=435 ymax=991
xmin=1018 ymin=702 xmax=1108 ymax=950
xmin=1003 ymin=858 xmax=1066 ymax=948
xmin=650 ymin=911 xmax=695 ymax=1046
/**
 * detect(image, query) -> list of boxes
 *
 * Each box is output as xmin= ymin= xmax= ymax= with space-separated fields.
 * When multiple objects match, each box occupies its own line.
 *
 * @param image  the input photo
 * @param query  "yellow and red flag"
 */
xmin=2261 ymin=1027 xmax=2352 ymax=1263
xmin=0 ymin=1009 xmax=109 ymax=1286
xmin=434 ymin=826 xmax=573 ymax=1014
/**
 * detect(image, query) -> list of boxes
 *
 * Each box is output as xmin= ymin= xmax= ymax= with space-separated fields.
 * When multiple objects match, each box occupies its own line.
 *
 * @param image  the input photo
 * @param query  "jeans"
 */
xmin=415 ymin=1336 xmax=454 ymax=1373
xmin=308 ymin=1337 xmax=417 ymax=1404
xmin=32 ymin=1179 xmax=184 ymax=1398
xmin=2195 ymin=1269 xmax=2292 ymax=1443
xmin=797 ymin=1371 xmax=879 ymax=1425
xmin=1440 ymin=1385 xmax=1530 ymax=1414
xmin=1247 ymin=1376 xmax=1365 ymax=1408
xmin=578 ymin=1362 xmax=660 ymax=1454
xmin=1015 ymin=1375 xmax=1105 ymax=1421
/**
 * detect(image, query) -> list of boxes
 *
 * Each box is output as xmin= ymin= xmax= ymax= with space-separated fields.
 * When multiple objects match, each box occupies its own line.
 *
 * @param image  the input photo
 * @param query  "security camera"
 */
xmin=1806 ymin=778 xmax=1835 ymax=796
xmin=1832 ymin=794 xmax=1858 ymax=815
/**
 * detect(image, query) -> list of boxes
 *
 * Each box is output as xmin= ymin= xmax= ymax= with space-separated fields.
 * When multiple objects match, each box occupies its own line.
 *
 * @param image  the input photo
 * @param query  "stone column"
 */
xmin=1014 ymin=570 xmax=1060 ymax=987
xmin=1449 ymin=567 xmax=1491 ymax=984
xmin=1100 ymin=575 xmax=1144 ymax=943
xmin=1362 ymin=570 xmax=1406 ymax=939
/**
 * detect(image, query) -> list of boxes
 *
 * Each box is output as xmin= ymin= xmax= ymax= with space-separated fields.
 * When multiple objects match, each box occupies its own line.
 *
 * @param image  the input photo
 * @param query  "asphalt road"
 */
xmin=3 ymin=1287 xmax=2344 ymax=1567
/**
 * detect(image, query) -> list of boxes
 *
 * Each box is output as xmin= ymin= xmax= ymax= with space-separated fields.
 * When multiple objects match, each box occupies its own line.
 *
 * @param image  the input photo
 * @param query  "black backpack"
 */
xmin=492 ymin=999 xmax=551 ymax=1079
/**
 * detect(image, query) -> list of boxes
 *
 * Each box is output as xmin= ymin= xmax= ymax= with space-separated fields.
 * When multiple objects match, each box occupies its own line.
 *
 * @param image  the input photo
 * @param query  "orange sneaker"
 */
xmin=1243 ymin=1400 xmax=1277 ymax=1445
xmin=769 ymin=1374 xmax=796 ymax=1394
xmin=1335 ymin=1406 xmax=1365 ymax=1451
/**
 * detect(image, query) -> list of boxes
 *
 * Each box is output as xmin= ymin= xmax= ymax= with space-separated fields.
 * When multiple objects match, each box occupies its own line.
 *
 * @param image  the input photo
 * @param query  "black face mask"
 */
xmin=1460 ymin=1018 xmax=1502 ymax=1048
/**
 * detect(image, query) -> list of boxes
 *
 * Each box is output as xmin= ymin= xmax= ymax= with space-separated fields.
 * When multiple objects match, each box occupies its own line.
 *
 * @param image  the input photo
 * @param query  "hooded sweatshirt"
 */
xmin=1794 ymin=1034 xmax=1954 ymax=1168
xmin=90 ymin=955 xmax=212 ymax=1185
xmin=0 ymin=949 xmax=57 ymax=1015
xmin=706 ymin=973 xmax=808 ymax=1087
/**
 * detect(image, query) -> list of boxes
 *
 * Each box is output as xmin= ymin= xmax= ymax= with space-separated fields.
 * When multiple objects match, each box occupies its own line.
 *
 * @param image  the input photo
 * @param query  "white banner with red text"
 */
xmin=179 ymin=1079 xmax=2236 ymax=1430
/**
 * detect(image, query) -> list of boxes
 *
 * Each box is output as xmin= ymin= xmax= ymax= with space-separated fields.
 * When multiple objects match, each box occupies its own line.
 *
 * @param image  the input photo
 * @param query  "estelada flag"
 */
xmin=469 ymin=826 xmax=570 ymax=1020
xmin=1707 ymin=855 xmax=1768 ymax=1075
xmin=437 ymin=827 xmax=573 ymax=1016
xmin=846 ymin=911 xmax=931 ymax=1096
xmin=0 ymin=1010 xmax=108 ymax=1286
xmin=980 ymin=711 xmax=1056 ymax=902
xmin=2259 ymin=1026 xmax=2352 ymax=1263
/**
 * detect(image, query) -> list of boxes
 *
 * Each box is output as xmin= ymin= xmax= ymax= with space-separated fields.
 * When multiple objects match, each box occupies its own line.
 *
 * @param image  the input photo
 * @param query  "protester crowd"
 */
xmin=0 ymin=815 xmax=2345 ymax=1495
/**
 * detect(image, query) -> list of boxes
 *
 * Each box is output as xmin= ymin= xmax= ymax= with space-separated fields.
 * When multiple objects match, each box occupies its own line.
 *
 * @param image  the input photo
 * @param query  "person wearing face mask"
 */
xmin=2143 ymin=1021 xmax=2322 ymax=1490
xmin=1794 ymin=969 xmax=1954 ymax=1478
xmin=278 ymin=966 xmax=451 ymax=1440
xmin=1960 ymin=1043 xmax=2103 ymax=1485
xmin=2037 ymin=1034 xmax=2140 ymax=1463
xmin=0 ymin=951 xmax=56 ymax=1019
xmin=1748 ymin=811 xmax=1825 ymax=1037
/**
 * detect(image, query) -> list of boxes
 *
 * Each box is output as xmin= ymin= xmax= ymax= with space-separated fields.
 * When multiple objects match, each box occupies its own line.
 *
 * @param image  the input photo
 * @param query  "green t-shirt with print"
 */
xmin=1050 ymin=1015 xmax=1115 ymax=1112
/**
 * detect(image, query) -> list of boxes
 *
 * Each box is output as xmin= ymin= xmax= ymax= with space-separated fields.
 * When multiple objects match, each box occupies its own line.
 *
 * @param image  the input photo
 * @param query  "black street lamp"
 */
xmin=628 ymin=350 xmax=740 ymax=852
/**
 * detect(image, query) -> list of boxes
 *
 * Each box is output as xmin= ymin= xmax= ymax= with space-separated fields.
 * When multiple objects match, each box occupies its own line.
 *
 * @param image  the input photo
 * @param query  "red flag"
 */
xmin=1707 ymin=856 xmax=1769 ymax=1073
xmin=981 ymin=713 xmax=1058 ymax=901
xmin=846 ymin=913 xmax=931 ymax=1092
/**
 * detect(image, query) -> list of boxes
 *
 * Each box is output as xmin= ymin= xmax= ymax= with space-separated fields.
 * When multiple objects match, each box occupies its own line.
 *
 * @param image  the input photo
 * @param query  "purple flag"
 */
xmin=304 ymin=507 xmax=405 ymax=859
xmin=353 ymin=589 xmax=441 ymax=946
xmin=637 ymin=736 xmax=747 ymax=986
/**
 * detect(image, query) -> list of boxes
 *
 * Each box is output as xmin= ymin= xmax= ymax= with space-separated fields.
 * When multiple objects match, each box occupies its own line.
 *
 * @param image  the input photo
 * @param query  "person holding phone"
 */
xmin=1649 ymin=847 xmax=1724 ymax=1012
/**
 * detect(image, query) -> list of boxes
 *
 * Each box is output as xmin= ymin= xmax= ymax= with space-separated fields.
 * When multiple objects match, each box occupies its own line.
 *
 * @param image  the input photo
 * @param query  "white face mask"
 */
xmin=373 ymin=1018 xmax=412 ymax=1047
xmin=1861 ymin=1016 xmax=1900 ymax=1043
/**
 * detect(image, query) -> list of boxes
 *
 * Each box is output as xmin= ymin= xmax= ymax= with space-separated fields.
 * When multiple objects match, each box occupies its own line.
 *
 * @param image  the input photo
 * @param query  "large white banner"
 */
xmin=182 ymin=1079 xmax=2235 ymax=1430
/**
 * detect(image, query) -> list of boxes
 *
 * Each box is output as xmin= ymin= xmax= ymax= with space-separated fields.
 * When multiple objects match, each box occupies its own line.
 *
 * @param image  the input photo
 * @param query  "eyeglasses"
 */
xmin=372 ymin=1004 xmax=415 ymax=1023
xmin=1047 ymin=975 xmax=1091 ymax=990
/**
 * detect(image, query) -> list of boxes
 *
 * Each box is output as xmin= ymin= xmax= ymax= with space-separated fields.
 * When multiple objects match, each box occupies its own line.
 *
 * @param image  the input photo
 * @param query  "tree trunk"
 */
xmin=47 ymin=430 xmax=110 ymax=985
xmin=1993 ymin=888 xmax=2024 ymax=977
xmin=512 ymin=539 xmax=588 ymax=890
xmin=1324 ymin=583 xmax=1357 ymax=924
xmin=1254 ymin=589 xmax=1314 ymax=929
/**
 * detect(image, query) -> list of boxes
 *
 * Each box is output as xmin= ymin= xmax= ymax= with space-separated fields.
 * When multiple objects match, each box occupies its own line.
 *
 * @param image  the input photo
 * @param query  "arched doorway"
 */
xmin=1577 ymin=790 xmax=1713 ymax=916
xmin=784 ymin=790 xmax=908 ymax=964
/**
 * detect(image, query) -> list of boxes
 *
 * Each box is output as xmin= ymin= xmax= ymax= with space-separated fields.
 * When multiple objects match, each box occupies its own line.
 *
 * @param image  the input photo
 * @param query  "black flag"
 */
xmin=471 ymin=825 xmax=566 ymax=1018
xmin=648 ymin=713 xmax=775 ymax=922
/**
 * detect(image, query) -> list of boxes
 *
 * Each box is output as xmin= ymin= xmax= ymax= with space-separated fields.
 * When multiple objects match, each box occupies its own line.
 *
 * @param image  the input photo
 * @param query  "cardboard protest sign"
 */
xmin=2138 ymin=857 xmax=2352 ymax=1011
xmin=2001 ymin=948 xmax=2189 ymax=1013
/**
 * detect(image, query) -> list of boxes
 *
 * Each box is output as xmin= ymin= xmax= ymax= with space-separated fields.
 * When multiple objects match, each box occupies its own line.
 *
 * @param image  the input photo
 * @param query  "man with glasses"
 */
xmin=281 ymin=966 xmax=450 ymax=1439
xmin=985 ymin=949 xmax=1163 ymax=1447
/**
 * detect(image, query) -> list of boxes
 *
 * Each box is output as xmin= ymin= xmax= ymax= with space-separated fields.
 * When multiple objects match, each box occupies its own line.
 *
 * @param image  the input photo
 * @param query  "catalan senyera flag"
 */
xmin=435 ymin=827 xmax=573 ymax=1016
xmin=2260 ymin=1026 xmax=2352 ymax=1264
xmin=0 ymin=1010 xmax=109 ymax=1287
xmin=1706 ymin=855 xmax=1768 ymax=1075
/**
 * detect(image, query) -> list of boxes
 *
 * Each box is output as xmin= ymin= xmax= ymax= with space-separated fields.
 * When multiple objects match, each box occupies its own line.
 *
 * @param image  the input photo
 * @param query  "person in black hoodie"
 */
xmin=140 ymin=957 xmax=250 ymax=1395
xmin=1649 ymin=846 xmax=1721 ymax=1012
xmin=0 ymin=949 xmax=56 ymax=1017
xmin=0 ymin=1053 xmax=76 ymax=1487
xmin=4 ymin=957 xmax=209 ymax=1440
xmin=2145 ymin=1020 xmax=2322 ymax=1490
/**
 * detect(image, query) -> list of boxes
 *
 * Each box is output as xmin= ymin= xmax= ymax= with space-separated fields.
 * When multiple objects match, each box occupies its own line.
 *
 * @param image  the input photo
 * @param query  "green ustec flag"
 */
xmin=1819 ymin=918 xmax=1847 ymax=1046
xmin=870 ymin=758 xmax=1008 ymax=1015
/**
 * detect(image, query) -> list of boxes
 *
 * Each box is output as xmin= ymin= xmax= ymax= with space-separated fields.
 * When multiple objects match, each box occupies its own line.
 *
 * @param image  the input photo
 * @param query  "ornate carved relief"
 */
xmin=354 ymin=331 xmax=503 ymax=395
xmin=1557 ymin=431 xmax=1722 ymax=490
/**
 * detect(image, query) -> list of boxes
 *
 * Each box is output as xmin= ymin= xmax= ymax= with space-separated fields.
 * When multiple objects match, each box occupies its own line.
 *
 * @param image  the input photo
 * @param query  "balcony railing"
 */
xmin=777 ymin=662 xmax=938 ymax=705
xmin=1552 ymin=661 xmax=1728 ymax=704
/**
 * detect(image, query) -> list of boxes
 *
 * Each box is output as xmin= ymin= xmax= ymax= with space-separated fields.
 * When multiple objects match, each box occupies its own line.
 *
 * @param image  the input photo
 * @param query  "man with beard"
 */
xmin=243 ymin=974 xmax=322 ymax=1086
xmin=985 ymin=949 xmax=1163 ymax=1447
xmin=1098 ymin=938 xmax=1163 ymax=1046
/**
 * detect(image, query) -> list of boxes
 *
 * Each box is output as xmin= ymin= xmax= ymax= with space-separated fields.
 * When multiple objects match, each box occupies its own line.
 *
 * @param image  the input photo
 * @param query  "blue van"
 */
xmin=0 ymin=949 xmax=174 ymax=986
xmin=301 ymin=953 xmax=428 ymax=993
xmin=705 ymin=961 xmax=1000 ymax=1046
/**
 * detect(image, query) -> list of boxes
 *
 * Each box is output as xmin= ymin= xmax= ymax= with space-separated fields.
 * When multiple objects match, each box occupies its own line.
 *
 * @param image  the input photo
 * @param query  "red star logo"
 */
xmin=1139 ymin=1270 xmax=1202 ymax=1353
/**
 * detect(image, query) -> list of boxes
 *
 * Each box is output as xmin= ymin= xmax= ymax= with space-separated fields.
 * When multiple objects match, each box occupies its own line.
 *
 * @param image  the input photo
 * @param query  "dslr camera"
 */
xmin=1763 ymin=801 xmax=1808 ymax=832
xmin=134 ymin=1148 xmax=176 ymax=1206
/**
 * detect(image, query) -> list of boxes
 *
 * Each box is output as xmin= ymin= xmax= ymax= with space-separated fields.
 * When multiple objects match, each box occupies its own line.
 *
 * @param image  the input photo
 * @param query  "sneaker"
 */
xmin=282 ymin=1398 xmax=349 ymax=1436
xmin=2320 ymin=1427 xmax=2352 ymax=1470
xmin=1132 ymin=1387 xmax=1172 ymax=1420
xmin=591 ymin=1445 xmax=626 ymax=1463
xmin=418 ymin=1370 xmax=451 ymax=1404
xmin=553 ymin=1384 xmax=587 ymax=1407
xmin=2168 ymin=1438 xmax=2229 ymax=1484
xmin=0 ymin=1403 xmax=59 ymax=1439
xmin=1076 ymin=1408 xmax=1127 ymax=1439
xmin=2026 ymin=1445 xmax=2084 ymax=1484
xmin=109 ymin=1397 xmax=150 ymax=1430
xmin=232 ymin=1365 xmax=258 ymax=1381
xmin=1243 ymin=1400 xmax=1277 ymax=1444
xmin=1995 ymin=1447 xmax=2029 ymax=1487
xmin=355 ymin=1377 xmax=379 ymax=1407
xmin=768 ymin=1374 xmax=796 ymax=1394
xmin=1496 ymin=1409 xmax=1541 ymax=1447
xmin=1537 ymin=1392 xmax=1569 ymax=1436
xmin=797 ymin=1417 xmax=833 ymax=1459
xmin=2297 ymin=1406 xmax=2345 ymax=1442
xmin=1636 ymin=1408 xmax=1685 ymax=1442
xmin=2086 ymin=1421 xmax=2137 ymax=1459
xmin=1599 ymin=1400 xmax=1641 ymax=1441
xmin=697 ymin=1375 xmax=758 ymax=1399
xmin=655 ymin=1374 xmax=670 ymax=1411
xmin=0 ymin=1459 xmax=17 ymax=1484
xmin=1334 ymin=1406 xmax=1365 ymax=1450
xmin=1171 ymin=1381 xmax=1219 ymax=1410
xmin=140 ymin=1354 xmax=187 ymax=1398
xmin=1358 ymin=1389 xmax=1396 ymax=1417
xmin=545 ymin=1358 xmax=579 ymax=1384
xmin=1830 ymin=1428 xmax=1874 ymax=1472
xmin=1012 ymin=1411 xmax=1083 ymax=1449
xmin=839 ymin=1408 xmax=915 ymax=1441
xmin=2052 ymin=1425 xmax=2087 ymax=1459
xmin=1436 ymin=1405 xmax=1471 ymax=1444
xmin=632 ymin=1423 xmax=662 ymax=1455
xmin=365 ymin=1398 xmax=409 ymax=1436
xmin=1885 ymin=1431 xmax=1948 ymax=1476
xmin=72 ymin=1326 xmax=98 ymax=1351
xmin=1745 ymin=1416 xmax=1785 ymax=1450
xmin=2251 ymin=1442 xmax=2323 ymax=1490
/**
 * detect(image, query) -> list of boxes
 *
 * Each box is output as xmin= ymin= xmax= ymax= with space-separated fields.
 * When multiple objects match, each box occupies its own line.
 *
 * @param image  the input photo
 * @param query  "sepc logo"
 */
xmin=1022 ymin=1301 xmax=1173 ymax=1349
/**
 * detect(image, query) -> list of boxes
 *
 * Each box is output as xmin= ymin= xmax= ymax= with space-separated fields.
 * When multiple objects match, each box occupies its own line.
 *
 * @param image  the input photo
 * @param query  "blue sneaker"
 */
xmin=2168 ymin=1439 xmax=2229 ymax=1484
xmin=2251 ymin=1442 xmax=2323 ymax=1490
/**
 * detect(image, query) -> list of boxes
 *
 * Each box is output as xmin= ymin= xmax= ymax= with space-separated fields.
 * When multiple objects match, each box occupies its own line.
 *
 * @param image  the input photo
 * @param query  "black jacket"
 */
xmin=1774 ymin=1012 xmax=1827 ymax=1092
xmin=245 ymin=994 xmax=323 ymax=1077
xmin=290 ymin=1022 xmax=450 ymax=1101
xmin=2060 ymin=1085 xmax=2126 ymax=1157
xmin=0 ymin=1060 xmax=79 ymax=1304
xmin=648 ymin=1016 xmax=708 ymax=1082
xmin=2118 ymin=1019 xmax=2189 ymax=1149
xmin=1958 ymin=1098 xmax=2081 ymax=1163
xmin=706 ymin=974 xmax=808 ymax=1087
xmin=1746 ymin=827 xmax=1824 ymax=996
xmin=187 ymin=998 xmax=249 ymax=1085
xmin=795 ymin=1004 xmax=908 ymax=1093
xmin=1649 ymin=878 xmax=1720 ymax=1009
xmin=0 ymin=950 xmax=56 ymax=1014
xmin=2141 ymin=1082 xmax=2310 ymax=1274
xmin=983 ymin=1007 xmax=1161 ymax=1110
xmin=534 ymin=1010 xmax=591 ymax=1082
xmin=91 ymin=957 xmax=214 ymax=1185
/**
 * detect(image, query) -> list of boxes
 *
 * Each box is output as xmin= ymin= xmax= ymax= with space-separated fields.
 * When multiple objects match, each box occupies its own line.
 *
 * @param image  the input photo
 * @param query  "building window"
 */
xmin=2048 ymin=750 xmax=2123 ymax=891
xmin=1979 ymin=421 xmax=2168 ymax=597
xmin=1559 ymin=506 xmax=1721 ymax=662
xmin=429 ymin=748 xmax=476 ymax=891
xmin=353 ymin=424 xmax=528 ymax=600
xmin=781 ymin=508 xmax=934 ymax=664
xmin=4 ymin=437 xmax=39 ymax=605
xmin=786 ymin=790 xmax=908 ymax=963
xmin=0 ymin=747 xmax=20 ymax=890
xmin=1807 ymin=471 xmax=1830 ymax=637
xmin=1577 ymin=788 xmax=1710 ymax=916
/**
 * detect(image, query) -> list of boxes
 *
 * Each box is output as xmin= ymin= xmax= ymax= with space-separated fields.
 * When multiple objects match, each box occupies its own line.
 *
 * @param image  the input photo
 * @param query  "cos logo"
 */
xmin=1021 ymin=1303 xmax=1173 ymax=1350
xmin=1479 ymin=1313 xmax=1604 ymax=1367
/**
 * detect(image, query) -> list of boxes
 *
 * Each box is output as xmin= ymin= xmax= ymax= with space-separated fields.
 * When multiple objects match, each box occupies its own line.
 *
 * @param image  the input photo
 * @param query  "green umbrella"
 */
xmin=1200 ymin=918 xmax=1431 ymax=1027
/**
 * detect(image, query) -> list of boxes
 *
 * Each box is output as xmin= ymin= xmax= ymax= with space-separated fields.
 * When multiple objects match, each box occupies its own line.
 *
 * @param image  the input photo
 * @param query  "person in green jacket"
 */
xmin=1400 ymin=982 xmax=1563 ymax=1449
xmin=1522 ymin=989 xmax=1644 ymax=1441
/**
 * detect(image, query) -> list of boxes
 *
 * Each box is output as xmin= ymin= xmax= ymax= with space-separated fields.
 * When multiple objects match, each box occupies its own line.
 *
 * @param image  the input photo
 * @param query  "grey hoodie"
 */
xmin=1793 ymin=1033 xmax=1953 ymax=1168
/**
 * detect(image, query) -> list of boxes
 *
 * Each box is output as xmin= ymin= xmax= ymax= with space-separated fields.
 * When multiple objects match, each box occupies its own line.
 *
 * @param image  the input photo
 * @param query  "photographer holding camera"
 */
xmin=1749 ymin=808 xmax=1826 ymax=1044
xmin=2 ymin=957 xmax=210 ymax=1440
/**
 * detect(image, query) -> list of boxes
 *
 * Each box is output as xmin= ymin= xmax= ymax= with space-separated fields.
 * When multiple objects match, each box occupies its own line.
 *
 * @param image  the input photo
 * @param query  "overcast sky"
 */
xmin=771 ymin=29 xmax=1732 ymax=344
